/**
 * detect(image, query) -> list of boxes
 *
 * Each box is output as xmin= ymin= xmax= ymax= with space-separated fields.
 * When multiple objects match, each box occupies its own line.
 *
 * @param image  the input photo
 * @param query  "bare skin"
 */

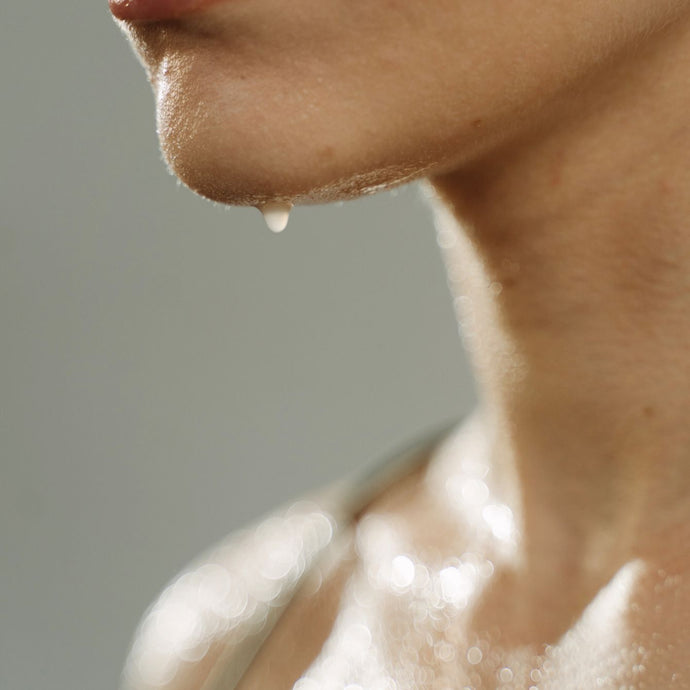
xmin=430 ymin=0 xmax=690 ymax=628
xmin=113 ymin=1 xmax=690 ymax=687
xmin=114 ymin=0 xmax=690 ymax=206
xmin=236 ymin=13 xmax=690 ymax=687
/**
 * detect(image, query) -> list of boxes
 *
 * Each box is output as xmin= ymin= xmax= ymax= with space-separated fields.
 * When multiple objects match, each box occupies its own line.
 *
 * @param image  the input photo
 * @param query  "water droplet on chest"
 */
xmin=259 ymin=202 xmax=292 ymax=233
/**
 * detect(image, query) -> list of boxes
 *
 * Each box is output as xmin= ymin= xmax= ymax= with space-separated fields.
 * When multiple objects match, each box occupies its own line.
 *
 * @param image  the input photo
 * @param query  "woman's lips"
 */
xmin=109 ymin=0 xmax=224 ymax=22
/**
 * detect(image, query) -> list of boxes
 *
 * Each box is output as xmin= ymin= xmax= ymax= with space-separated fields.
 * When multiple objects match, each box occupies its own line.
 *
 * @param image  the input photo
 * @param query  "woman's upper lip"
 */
xmin=108 ymin=0 xmax=223 ymax=22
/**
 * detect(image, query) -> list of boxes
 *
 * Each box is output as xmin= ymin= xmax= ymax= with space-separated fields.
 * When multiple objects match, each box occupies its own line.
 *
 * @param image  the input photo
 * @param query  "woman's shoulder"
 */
xmin=120 ymin=420 xmax=459 ymax=690
xmin=120 ymin=489 xmax=349 ymax=690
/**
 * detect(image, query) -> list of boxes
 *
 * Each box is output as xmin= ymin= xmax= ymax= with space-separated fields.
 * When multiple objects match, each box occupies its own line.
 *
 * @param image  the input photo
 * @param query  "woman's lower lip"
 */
xmin=109 ymin=0 xmax=224 ymax=22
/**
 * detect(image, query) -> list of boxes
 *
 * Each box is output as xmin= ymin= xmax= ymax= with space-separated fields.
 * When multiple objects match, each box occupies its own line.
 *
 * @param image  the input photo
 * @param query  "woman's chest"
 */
xmin=238 ymin=473 xmax=690 ymax=690
xmin=292 ymin=556 xmax=690 ymax=690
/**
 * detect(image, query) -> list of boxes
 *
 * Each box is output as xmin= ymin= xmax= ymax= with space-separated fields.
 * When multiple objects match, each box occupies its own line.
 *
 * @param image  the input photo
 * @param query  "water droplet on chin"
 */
xmin=259 ymin=202 xmax=292 ymax=233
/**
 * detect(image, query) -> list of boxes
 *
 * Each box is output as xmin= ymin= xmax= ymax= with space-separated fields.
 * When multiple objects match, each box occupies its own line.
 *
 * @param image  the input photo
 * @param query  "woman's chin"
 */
xmin=151 ymin=66 xmax=439 ymax=207
xmin=161 ymin=146 xmax=305 ymax=208
xmin=159 ymin=126 xmax=431 ymax=208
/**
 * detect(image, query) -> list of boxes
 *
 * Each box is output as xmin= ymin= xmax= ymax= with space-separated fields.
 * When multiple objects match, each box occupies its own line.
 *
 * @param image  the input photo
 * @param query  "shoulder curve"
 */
xmin=121 ymin=490 xmax=347 ymax=690
xmin=120 ymin=419 xmax=459 ymax=690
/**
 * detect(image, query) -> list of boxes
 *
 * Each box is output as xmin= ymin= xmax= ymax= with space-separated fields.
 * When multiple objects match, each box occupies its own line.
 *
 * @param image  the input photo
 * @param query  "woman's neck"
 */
xmin=428 ymin=15 xmax=690 ymax=584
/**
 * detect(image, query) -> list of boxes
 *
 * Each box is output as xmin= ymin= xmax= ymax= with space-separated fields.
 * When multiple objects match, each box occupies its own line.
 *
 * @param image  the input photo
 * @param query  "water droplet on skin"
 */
xmin=260 ymin=202 xmax=292 ymax=233
xmin=466 ymin=646 xmax=483 ymax=665
xmin=390 ymin=555 xmax=415 ymax=589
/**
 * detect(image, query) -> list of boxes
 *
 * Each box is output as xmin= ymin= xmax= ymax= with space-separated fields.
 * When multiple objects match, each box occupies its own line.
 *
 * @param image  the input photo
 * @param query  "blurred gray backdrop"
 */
xmin=0 ymin=4 xmax=476 ymax=690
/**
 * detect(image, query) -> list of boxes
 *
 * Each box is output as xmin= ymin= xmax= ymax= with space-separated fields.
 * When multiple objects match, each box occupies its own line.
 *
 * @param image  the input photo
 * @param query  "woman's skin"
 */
xmin=113 ymin=0 xmax=690 ymax=686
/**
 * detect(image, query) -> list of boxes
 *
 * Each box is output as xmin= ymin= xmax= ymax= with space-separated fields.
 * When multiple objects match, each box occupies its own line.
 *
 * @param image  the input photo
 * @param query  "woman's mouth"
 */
xmin=108 ymin=0 xmax=225 ymax=22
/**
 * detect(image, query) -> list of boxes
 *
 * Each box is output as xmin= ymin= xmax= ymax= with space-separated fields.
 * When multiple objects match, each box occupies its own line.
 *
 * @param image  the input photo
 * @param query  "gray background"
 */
xmin=0 ymin=4 xmax=476 ymax=689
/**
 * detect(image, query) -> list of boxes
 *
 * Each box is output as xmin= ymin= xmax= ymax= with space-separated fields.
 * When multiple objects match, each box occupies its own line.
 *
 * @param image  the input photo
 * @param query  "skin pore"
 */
xmin=114 ymin=0 xmax=690 ymax=685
